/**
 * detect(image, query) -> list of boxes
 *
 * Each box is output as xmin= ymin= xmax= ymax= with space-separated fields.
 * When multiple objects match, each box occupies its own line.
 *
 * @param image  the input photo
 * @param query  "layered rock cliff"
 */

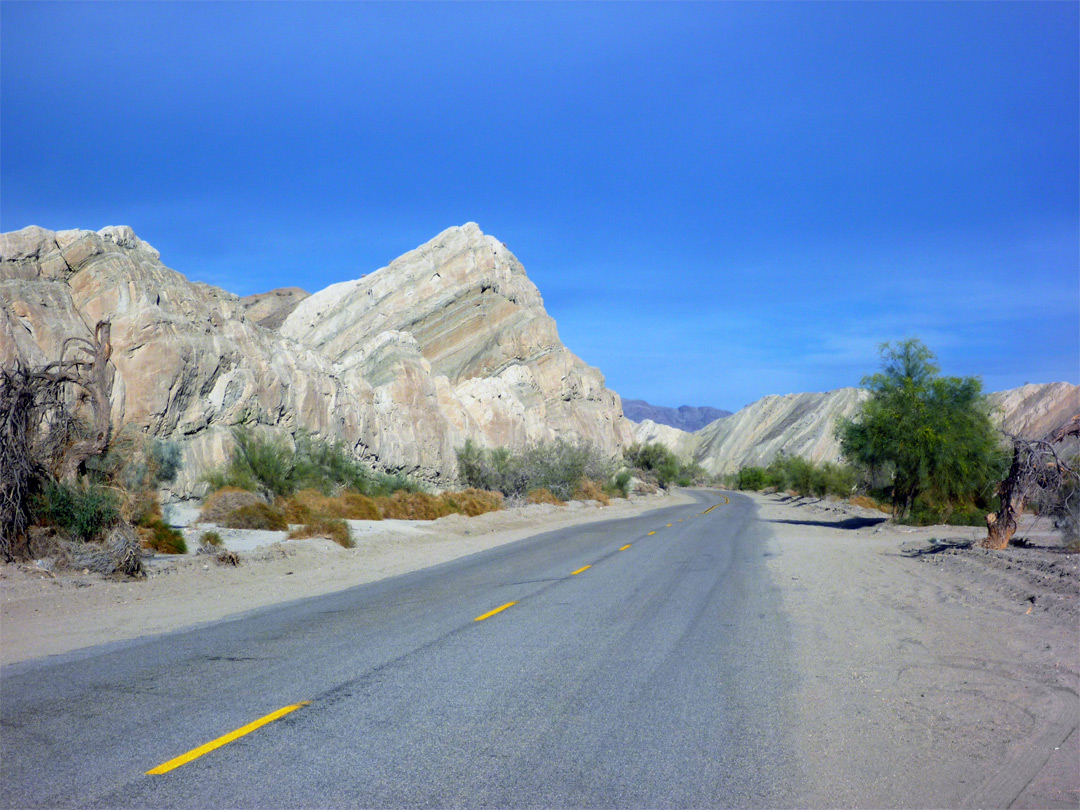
xmin=1 ymin=223 xmax=632 ymax=495
xmin=633 ymin=383 xmax=1079 ymax=476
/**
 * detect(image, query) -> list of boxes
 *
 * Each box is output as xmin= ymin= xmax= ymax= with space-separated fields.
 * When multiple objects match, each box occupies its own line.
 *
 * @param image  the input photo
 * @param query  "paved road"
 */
xmin=1 ymin=490 xmax=799 ymax=808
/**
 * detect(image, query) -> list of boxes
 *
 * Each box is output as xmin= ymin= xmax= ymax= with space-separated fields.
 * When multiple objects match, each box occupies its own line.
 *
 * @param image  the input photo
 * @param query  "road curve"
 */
xmin=1 ymin=490 xmax=799 ymax=808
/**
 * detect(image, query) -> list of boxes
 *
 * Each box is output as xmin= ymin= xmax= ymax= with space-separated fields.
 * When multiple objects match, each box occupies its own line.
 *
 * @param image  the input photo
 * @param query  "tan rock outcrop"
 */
xmin=635 ymin=383 xmax=1080 ymax=477
xmin=1 ymin=223 xmax=632 ymax=496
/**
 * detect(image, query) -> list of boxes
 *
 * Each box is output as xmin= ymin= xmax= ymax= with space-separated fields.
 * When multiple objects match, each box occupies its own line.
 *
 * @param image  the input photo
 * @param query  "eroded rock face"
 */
xmin=1 ymin=223 xmax=632 ymax=495
xmin=634 ymin=383 xmax=1079 ymax=476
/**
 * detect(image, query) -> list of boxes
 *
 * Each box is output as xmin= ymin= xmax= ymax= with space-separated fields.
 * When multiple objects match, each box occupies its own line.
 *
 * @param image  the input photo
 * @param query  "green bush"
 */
xmin=200 ymin=530 xmax=223 ymax=547
xmin=205 ymin=428 xmax=421 ymax=499
xmin=623 ymin=442 xmax=706 ymax=488
xmin=456 ymin=439 xmax=616 ymax=501
xmin=726 ymin=456 xmax=857 ymax=499
xmin=36 ymin=481 xmax=119 ymax=542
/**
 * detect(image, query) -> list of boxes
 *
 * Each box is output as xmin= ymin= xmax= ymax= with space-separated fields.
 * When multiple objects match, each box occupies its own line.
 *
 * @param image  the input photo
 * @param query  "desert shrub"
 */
xmin=608 ymin=470 xmax=632 ymax=498
xmin=527 ymin=488 xmax=565 ymax=505
xmin=574 ymin=479 xmax=611 ymax=506
xmin=288 ymin=517 xmax=354 ymax=548
xmin=200 ymin=487 xmax=264 ymax=524
xmin=457 ymin=438 xmax=615 ymax=501
xmin=35 ymin=481 xmax=119 ymax=542
xmin=204 ymin=428 xmax=423 ymax=499
xmin=623 ymin=442 xmax=706 ymax=488
xmin=220 ymin=502 xmax=288 ymax=531
xmin=734 ymin=467 xmax=769 ymax=491
xmin=200 ymin=530 xmax=223 ymax=547
xmin=140 ymin=520 xmax=187 ymax=554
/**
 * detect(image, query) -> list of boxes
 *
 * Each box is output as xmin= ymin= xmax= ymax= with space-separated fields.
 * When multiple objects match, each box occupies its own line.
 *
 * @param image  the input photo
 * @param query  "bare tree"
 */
xmin=983 ymin=415 xmax=1080 ymax=550
xmin=0 ymin=321 xmax=113 ymax=561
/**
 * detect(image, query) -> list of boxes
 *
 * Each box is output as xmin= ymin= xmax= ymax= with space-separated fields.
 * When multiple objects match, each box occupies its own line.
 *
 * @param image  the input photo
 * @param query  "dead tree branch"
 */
xmin=983 ymin=415 xmax=1080 ymax=550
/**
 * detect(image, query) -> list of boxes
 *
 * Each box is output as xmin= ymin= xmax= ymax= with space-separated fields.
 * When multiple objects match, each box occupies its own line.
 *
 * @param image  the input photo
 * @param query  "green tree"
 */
xmin=837 ymin=338 xmax=1006 ymax=518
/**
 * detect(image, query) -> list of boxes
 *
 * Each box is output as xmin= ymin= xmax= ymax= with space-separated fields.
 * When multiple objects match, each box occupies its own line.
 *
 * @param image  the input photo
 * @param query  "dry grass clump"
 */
xmin=200 ymin=487 xmax=263 ymax=523
xmin=850 ymin=495 xmax=891 ymax=513
xmin=220 ymin=502 xmax=288 ymax=531
xmin=527 ymin=488 xmax=565 ymax=506
xmin=281 ymin=489 xmax=383 ymax=522
xmin=288 ymin=517 xmax=354 ymax=548
xmin=374 ymin=489 xmax=503 ymax=520
xmin=376 ymin=491 xmax=454 ymax=520
xmin=573 ymin=479 xmax=610 ymax=506
xmin=439 ymin=489 xmax=504 ymax=516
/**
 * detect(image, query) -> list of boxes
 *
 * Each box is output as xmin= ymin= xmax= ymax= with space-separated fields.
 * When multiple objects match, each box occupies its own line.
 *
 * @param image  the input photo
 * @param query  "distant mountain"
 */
xmin=623 ymin=399 xmax=732 ymax=432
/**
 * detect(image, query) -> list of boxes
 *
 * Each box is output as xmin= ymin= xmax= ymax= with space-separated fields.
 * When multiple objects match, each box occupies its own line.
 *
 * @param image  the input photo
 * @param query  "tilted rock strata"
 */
xmin=634 ymin=383 xmax=1079 ymax=476
xmin=987 ymin=383 xmax=1080 ymax=440
xmin=281 ymin=223 xmax=632 ymax=452
xmin=1 ymin=224 xmax=631 ymax=496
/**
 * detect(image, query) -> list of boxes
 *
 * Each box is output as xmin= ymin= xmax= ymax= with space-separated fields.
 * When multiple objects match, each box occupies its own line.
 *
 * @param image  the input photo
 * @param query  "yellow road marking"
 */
xmin=571 ymin=565 xmax=591 ymax=575
xmin=146 ymin=702 xmax=310 ymax=775
xmin=647 ymin=531 xmax=656 ymax=536
xmin=665 ymin=523 xmax=673 ymax=527
xmin=678 ymin=519 xmax=683 ymax=522
xmin=619 ymin=544 xmax=631 ymax=551
xmin=702 ymin=505 xmax=717 ymax=514
xmin=475 ymin=601 xmax=518 ymax=622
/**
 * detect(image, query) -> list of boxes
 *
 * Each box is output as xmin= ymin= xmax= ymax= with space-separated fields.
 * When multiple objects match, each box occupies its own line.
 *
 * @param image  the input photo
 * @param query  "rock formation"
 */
xmin=622 ymin=399 xmax=731 ymax=432
xmin=1 ymin=223 xmax=632 ymax=496
xmin=633 ymin=383 xmax=1079 ymax=477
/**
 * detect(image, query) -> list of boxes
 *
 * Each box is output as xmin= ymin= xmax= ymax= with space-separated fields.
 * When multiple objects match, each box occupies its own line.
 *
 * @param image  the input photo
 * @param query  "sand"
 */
xmin=2 ymin=489 xmax=1076 ymax=808
xmin=756 ymin=492 xmax=1079 ymax=809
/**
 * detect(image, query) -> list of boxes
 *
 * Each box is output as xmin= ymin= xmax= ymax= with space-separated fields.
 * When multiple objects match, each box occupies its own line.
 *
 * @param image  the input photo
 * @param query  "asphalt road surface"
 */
xmin=1 ymin=490 xmax=799 ymax=808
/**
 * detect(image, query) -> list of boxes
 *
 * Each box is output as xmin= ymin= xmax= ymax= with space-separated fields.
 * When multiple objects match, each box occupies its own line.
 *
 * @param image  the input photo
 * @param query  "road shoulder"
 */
xmin=756 ymin=491 xmax=1079 ymax=809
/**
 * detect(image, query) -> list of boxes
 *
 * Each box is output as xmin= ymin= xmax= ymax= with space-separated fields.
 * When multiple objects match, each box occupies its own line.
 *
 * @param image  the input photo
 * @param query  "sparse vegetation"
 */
xmin=456 ymin=438 xmax=617 ymax=501
xmin=35 ymin=480 xmax=120 ymax=543
xmin=623 ymin=442 xmax=706 ymax=488
xmin=723 ymin=456 xmax=856 ymax=499
xmin=220 ymin=502 xmax=288 ymax=531
xmin=527 ymin=488 xmax=565 ymax=506
xmin=288 ymin=516 xmax=354 ymax=548
xmin=203 ymin=428 xmax=421 ymax=500
xmin=199 ymin=530 xmax=223 ymax=547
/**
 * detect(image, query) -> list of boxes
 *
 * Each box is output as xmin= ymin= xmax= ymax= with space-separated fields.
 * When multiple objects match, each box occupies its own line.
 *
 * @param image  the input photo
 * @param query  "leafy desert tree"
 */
xmin=837 ymin=338 xmax=1007 ymax=519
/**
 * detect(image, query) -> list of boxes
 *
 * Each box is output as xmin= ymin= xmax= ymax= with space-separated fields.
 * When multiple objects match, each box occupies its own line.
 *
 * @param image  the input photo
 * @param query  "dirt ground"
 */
xmin=2 ymin=489 xmax=1076 ymax=809
xmin=755 ymin=492 xmax=1079 ymax=809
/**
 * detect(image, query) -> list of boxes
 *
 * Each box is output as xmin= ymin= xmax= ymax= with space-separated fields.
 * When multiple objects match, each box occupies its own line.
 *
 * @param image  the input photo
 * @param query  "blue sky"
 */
xmin=2 ymin=2 xmax=1077 ymax=411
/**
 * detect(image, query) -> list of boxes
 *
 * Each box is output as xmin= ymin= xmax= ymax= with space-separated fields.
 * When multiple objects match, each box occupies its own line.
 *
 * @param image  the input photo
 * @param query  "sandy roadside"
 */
xmin=0 ymin=490 xmax=694 ymax=667
xmin=755 ymin=491 xmax=1080 ymax=810
xmin=3 ymin=488 xmax=1076 ymax=808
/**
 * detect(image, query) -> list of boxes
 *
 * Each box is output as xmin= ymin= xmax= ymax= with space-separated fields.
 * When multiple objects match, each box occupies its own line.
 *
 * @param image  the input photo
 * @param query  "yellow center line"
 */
xmin=474 ymin=601 xmax=518 ymax=622
xmin=146 ymin=702 xmax=310 ymax=775
xmin=665 ymin=523 xmax=673 ymax=527
xmin=570 ymin=565 xmax=591 ymax=575
xmin=647 ymin=531 xmax=656 ymax=536
xmin=619 ymin=544 xmax=631 ymax=551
